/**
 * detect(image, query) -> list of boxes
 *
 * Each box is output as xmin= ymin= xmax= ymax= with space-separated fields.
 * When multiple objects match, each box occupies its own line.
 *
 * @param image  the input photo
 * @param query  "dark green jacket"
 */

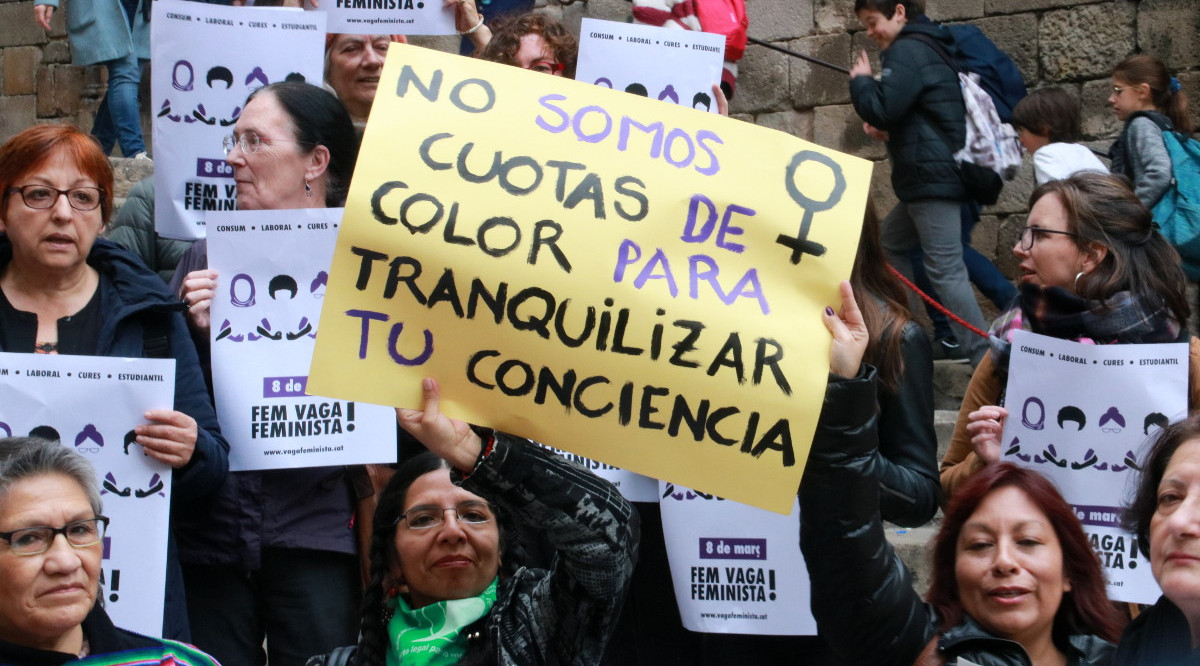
xmin=105 ymin=178 xmax=195 ymax=284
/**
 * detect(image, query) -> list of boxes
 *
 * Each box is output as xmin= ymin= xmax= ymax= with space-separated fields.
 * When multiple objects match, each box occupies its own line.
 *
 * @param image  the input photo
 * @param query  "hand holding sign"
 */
xmin=135 ymin=409 xmax=199 ymax=468
xmin=966 ymin=405 xmax=1007 ymax=465
xmin=821 ymin=281 xmax=868 ymax=380
xmin=181 ymin=269 xmax=219 ymax=335
xmin=395 ymin=378 xmax=484 ymax=473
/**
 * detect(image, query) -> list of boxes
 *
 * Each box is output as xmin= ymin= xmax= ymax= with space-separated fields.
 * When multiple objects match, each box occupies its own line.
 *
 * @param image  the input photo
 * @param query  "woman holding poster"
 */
xmin=0 ymin=123 xmax=229 ymax=640
xmin=173 ymin=81 xmax=365 ymax=666
xmin=804 ymin=281 xmax=1122 ymax=665
xmin=1119 ymin=415 xmax=1200 ymax=663
xmin=331 ymin=378 xmax=638 ymax=666
xmin=941 ymin=172 xmax=1197 ymax=501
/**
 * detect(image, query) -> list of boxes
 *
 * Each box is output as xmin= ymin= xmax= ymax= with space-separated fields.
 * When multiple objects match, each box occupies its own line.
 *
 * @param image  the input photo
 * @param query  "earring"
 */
xmin=1074 ymin=271 xmax=1086 ymax=293
xmin=305 ymin=180 xmax=313 ymax=198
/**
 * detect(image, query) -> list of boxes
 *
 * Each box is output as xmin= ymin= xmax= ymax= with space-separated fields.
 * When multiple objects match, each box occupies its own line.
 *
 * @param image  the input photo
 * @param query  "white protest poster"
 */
xmin=0 ymin=353 xmax=175 ymax=636
xmin=151 ymin=2 xmax=325 ymax=239
xmin=307 ymin=0 xmax=455 ymax=36
xmin=660 ymin=482 xmax=816 ymax=635
xmin=576 ymin=18 xmax=725 ymax=113
xmin=207 ymin=208 xmax=397 ymax=471
xmin=1000 ymin=330 xmax=1188 ymax=604
xmin=543 ymin=445 xmax=657 ymax=502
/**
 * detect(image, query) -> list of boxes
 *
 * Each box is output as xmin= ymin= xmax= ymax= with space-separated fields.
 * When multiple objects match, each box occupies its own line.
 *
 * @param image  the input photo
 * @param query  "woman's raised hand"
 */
xmin=395 ymin=378 xmax=483 ymax=473
xmin=965 ymin=406 xmax=1008 ymax=465
xmin=822 ymin=280 xmax=869 ymax=379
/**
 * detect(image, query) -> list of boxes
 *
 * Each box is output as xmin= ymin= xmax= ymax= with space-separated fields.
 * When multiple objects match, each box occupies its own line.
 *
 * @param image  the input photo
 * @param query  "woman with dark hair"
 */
xmin=339 ymin=378 xmax=638 ymax=665
xmin=477 ymin=11 xmax=577 ymax=78
xmin=803 ymin=281 xmax=1121 ymax=665
xmin=171 ymin=81 xmax=365 ymax=666
xmin=1118 ymin=414 xmax=1200 ymax=663
xmin=0 ymin=123 xmax=228 ymax=640
xmin=941 ymin=172 xmax=1198 ymax=500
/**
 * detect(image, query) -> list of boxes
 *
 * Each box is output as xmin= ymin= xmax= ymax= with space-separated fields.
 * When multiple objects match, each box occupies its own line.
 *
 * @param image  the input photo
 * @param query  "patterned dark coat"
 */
xmin=452 ymin=434 xmax=640 ymax=665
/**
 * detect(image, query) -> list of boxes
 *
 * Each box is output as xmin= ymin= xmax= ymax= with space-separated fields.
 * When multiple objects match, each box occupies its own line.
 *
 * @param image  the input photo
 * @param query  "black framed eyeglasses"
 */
xmin=223 ymin=130 xmax=313 ymax=156
xmin=0 ymin=516 xmax=109 ymax=556
xmin=395 ymin=501 xmax=494 ymax=530
xmin=7 ymin=185 xmax=103 ymax=211
xmin=1018 ymin=226 xmax=1081 ymax=251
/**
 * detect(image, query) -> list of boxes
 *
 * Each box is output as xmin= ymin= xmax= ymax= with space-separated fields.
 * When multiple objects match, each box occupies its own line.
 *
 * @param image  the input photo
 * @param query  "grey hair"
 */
xmin=0 ymin=437 xmax=102 ymax=515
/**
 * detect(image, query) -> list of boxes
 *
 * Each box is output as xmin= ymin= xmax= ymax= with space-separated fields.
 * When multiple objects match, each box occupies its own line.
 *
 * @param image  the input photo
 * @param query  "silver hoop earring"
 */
xmin=1074 ymin=271 xmax=1086 ymax=293
xmin=305 ymin=180 xmax=313 ymax=198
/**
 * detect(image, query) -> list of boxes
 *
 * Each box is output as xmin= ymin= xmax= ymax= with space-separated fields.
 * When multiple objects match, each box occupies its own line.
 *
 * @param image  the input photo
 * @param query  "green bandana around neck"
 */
xmin=386 ymin=577 xmax=498 ymax=666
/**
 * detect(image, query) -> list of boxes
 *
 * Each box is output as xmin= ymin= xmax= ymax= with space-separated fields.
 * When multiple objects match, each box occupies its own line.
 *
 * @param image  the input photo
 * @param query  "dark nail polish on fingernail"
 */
xmin=825 ymin=306 xmax=834 ymax=316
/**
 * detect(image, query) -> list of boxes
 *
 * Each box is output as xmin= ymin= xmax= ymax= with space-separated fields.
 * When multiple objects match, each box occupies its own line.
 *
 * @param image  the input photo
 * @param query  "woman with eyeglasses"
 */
xmin=0 ymin=123 xmax=229 ymax=641
xmin=940 ymin=171 xmax=1197 ymax=501
xmin=319 ymin=378 xmax=636 ymax=666
xmin=169 ymin=81 xmax=366 ymax=666
xmin=0 ymin=437 xmax=221 ymax=665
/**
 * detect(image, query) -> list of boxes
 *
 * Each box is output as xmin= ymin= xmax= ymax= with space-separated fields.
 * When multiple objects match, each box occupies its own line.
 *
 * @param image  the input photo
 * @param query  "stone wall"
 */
xmin=3 ymin=0 xmax=1198 ymax=275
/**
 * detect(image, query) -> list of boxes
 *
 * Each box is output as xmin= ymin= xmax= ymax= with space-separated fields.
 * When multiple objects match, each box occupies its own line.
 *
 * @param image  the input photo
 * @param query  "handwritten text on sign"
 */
xmin=307 ymin=45 xmax=871 ymax=513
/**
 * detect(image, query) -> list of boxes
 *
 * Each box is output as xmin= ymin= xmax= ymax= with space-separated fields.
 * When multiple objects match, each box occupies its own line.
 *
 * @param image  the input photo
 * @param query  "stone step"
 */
xmin=886 ymin=521 xmax=939 ymax=596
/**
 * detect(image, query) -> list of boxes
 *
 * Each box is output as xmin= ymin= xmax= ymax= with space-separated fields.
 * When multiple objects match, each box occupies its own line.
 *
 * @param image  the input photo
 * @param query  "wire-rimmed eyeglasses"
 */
xmin=0 ymin=516 xmax=109 ymax=556
xmin=1018 ymin=226 xmax=1081 ymax=251
xmin=7 ymin=185 xmax=103 ymax=211
xmin=223 ymin=130 xmax=313 ymax=156
xmin=395 ymin=501 xmax=494 ymax=530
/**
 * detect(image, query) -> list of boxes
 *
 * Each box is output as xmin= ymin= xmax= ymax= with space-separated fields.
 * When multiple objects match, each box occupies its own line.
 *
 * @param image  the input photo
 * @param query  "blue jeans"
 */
xmin=910 ymin=202 xmax=1017 ymax=341
xmin=92 ymin=53 xmax=146 ymax=156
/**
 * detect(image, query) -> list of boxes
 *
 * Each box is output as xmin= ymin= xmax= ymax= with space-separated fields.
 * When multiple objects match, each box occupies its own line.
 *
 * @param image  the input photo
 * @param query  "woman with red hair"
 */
xmin=0 ymin=124 xmax=228 ymax=640
xmin=801 ymin=281 xmax=1121 ymax=665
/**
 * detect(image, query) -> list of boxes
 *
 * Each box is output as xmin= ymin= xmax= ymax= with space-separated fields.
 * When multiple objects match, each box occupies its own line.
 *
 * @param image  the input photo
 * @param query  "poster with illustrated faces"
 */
xmin=151 ymin=1 xmax=326 ymax=240
xmin=1000 ymin=330 xmax=1188 ymax=604
xmin=659 ymin=482 xmax=816 ymax=635
xmin=303 ymin=0 xmax=455 ymax=36
xmin=576 ymin=18 xmax=725 ymax=113
xmin=207 ymin=209 xmax=398 ymax=471
xmin=0 ymin=353 xmax=175 ymax=636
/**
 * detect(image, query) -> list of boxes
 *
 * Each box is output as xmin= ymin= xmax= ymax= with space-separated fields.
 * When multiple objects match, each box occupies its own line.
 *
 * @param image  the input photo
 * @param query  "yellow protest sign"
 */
xmin=307 ymin=44 xmax=871 ymax=513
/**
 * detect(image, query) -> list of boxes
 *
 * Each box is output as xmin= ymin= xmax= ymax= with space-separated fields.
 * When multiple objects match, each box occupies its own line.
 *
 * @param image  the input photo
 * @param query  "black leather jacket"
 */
xmin=877 ymin=321 xmax=939 ymax=526
xmin=850 ymin=22 xmax=967 ymax=202
xmin=799 ymin=367 xmax=1115 ymax=666
xmin=1115 ymin=596 xmax=1200 ymax=665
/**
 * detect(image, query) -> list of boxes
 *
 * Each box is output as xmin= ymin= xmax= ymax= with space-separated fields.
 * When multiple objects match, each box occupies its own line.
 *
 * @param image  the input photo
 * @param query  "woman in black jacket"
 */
xmin=803 ymin=281 xmax=1121 ymax=665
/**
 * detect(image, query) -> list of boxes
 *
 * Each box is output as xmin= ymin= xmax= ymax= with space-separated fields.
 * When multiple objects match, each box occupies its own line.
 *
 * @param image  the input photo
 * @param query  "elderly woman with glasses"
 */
xmin=940 ymin=172 xmax=1198 ymax=501
xmin=171 ymin=81 xmax=369 ymax=666
xmin=0 ymin=437 xmax=220 ymax=665
xmin=315 ymin=378 xmax=637 ymax=666
xmin=0 ymin=123 xmax=229 ymax=641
